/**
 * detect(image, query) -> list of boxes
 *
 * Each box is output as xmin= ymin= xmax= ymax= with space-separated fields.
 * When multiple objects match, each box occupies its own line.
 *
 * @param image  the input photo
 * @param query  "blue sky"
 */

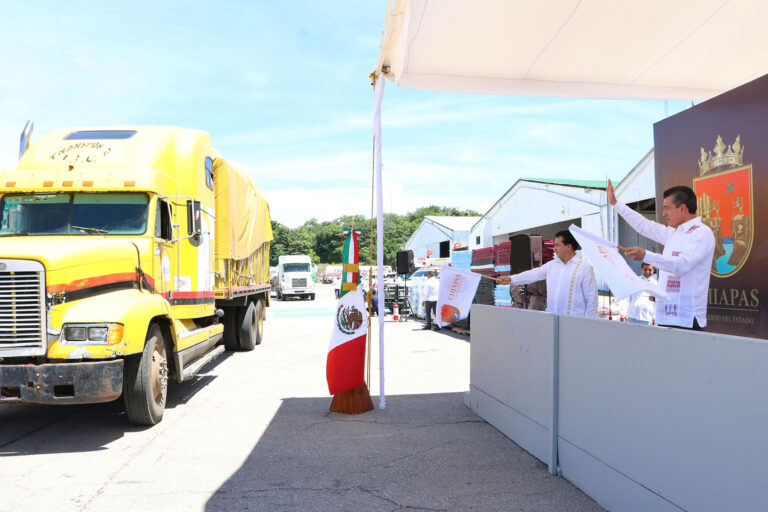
xmin=0 ymin=1 xmax=689 ymax=227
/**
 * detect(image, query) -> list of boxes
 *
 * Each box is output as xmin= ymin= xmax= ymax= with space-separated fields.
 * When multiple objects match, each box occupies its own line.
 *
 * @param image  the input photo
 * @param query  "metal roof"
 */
xmin=519 ymin=178 xmax=608 ymax=189
xmin=424 ymin=216 xmax=482 ymax=232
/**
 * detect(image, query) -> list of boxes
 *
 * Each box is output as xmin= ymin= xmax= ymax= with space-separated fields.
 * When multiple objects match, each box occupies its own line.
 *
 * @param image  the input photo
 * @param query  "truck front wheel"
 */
xmin=310 ymin=293 xmax=315 ymax=300
xmin=123 ymin=324 xmax=168 ymax=426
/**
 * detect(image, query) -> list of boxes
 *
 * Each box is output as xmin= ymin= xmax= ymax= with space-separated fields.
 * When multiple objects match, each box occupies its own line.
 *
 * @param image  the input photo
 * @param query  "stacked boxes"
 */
xmin=494 ymin=285 xmax=512 ymax=306
xmin=470 ymin=247 xmax=495 ymax=277
xmin=473 ymin=278 xmax=496 ymax=306
xmin=493 ymin=241 xmax=512 ymax=275
xmin=451 ymin=248 xmax=472 ymax=271
xmin=471 ymin=247 xmax=495 ymax=306
xmin=456 ymin=238 xmax=550 ymax=329
xmin=493 ymin=241 xmax=512 ymax=306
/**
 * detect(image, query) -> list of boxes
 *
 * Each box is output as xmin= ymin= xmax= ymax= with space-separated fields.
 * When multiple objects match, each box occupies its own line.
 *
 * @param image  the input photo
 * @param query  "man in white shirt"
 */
xmin=421 ymin=271 xmax=440 ymax=330
xmin=620 ymin=263 xmax=657 ymax=325
xmin=607 ymin=181 xmax=715 ymax=330
xmin=498 ymin=231 xmax=598 ymax=317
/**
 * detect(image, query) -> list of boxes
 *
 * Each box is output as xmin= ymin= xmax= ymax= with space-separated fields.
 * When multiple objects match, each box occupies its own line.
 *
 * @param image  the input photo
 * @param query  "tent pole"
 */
xmin=373 ymin=73 xmax=386 ymax=409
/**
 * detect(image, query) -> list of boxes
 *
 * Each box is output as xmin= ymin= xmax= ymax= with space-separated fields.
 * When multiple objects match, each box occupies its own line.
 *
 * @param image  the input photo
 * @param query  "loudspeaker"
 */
xmin=439 ymin=240 xmax=450 ymax=258
xmin=396 ymin=250 xmax=415 ymax=274
xmin=509 ymin=234 xmax=532 ymax=275
xmin=529 ymin=235 xmax=544 ymax=267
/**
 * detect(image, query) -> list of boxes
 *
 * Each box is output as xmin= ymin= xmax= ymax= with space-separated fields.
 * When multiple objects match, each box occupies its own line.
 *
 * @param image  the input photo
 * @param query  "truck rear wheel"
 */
xmin=123 ymin=324 xmax=168 ymax=426
xmin=239 ymin=300 xmax=263 ymax=350
xmin=310 ymin=293 xmax=315 ymax=300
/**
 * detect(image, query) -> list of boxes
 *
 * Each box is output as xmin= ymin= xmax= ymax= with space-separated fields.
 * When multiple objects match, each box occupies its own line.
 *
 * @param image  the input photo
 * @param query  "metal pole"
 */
xmin=549 ymin=315 xmax=560 ymax=475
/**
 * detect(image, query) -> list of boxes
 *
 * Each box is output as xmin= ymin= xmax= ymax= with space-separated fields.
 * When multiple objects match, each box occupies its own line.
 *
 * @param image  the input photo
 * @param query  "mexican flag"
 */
xmin=326 ymin=288 xmax=368 ymax=395
xmin=339 ymin=229 xmax=361 ymax=298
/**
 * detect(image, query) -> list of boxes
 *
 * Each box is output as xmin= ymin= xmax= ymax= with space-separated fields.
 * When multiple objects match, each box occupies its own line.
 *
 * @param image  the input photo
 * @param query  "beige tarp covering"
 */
xmin=213 ymin=158 xmax=273 ymax=261
xmin=376 ymin=0 xmax=768 ymax=101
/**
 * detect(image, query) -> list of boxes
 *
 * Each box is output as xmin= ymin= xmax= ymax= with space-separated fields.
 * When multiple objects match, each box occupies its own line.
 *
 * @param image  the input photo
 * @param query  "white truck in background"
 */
xmin=276 ymin=255 xmax=315 ymax=300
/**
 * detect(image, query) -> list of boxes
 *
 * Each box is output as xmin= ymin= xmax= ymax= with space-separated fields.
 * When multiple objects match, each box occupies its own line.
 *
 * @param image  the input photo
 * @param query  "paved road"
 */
xmin=1 ymin=284 xmax=603 ymax=511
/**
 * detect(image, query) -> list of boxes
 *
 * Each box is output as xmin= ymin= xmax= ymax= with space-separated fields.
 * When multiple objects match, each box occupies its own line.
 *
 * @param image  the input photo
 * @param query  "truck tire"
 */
xmin=239 ymin=301 xmax=263 ymax=350
xmin=277 ymin=288 xmax=283 ymax=300
xmin=222 ymin=308 xmax=240 ymax=351
xmin=310 ymin=293 xmax=315 ymax=300
xmin=123 ymin=324 xmax=168 ymax=426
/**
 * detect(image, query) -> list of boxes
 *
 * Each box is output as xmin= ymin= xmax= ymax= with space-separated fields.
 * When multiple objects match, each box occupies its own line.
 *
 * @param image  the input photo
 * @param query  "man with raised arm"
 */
xmin=498 ymin=230 xmax=598 ymax=317
xmin=607 ymin=180 xmax=715 ymax=330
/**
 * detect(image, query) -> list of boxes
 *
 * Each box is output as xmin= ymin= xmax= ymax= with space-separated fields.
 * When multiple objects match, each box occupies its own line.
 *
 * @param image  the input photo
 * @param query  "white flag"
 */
xmin=436 ymin=264 xmax=482 ymax=327
xmin=569 ymin=224 xmax=667 ymax=301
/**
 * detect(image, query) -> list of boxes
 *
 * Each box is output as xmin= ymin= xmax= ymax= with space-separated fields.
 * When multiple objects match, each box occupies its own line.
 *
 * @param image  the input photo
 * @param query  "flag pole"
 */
xmin=366 ymin=134 xmax=375 ymax=388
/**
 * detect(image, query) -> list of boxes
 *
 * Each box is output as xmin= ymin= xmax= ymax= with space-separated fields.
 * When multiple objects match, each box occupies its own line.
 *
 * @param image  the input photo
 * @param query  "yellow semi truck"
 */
xmin=0 ymin=124 xmax=272 ymax=425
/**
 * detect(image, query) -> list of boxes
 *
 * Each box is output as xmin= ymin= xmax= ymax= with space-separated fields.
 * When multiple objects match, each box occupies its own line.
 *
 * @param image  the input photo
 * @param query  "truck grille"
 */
xmin=0 ymin=259 xmax=46 ymax=355
xmin=292 ymin=278 xmax=307 ymax=288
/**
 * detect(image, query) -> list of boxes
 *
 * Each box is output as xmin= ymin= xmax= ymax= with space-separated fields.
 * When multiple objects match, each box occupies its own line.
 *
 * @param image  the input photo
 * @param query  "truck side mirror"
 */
xmin=186 ymin=200 xmax=202 ymax=237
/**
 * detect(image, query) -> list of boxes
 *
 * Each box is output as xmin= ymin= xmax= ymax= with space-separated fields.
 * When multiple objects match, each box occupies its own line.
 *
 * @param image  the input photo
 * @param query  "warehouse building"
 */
xmin=403 ymin=215 xmax=481 ymax=259
xmin=470 ymin=149 xmax=657 ymax=280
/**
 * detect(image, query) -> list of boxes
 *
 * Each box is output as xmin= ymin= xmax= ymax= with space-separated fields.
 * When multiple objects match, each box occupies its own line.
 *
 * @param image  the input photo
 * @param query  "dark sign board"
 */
xmin=654 ymin=75 xmax=767 ymax=338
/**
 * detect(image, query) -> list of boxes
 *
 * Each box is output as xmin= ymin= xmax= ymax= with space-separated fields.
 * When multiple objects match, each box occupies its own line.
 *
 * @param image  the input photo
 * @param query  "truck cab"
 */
xmin=0 ymin=125 xmax=272 ymax=425
xmin=276 ymin=255 xmax=315 ymax=300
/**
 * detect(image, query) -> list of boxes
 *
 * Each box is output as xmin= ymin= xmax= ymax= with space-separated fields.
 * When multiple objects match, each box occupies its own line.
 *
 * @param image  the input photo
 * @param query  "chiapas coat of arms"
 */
xmin=694 ymin=135 xmax=754 ymax=277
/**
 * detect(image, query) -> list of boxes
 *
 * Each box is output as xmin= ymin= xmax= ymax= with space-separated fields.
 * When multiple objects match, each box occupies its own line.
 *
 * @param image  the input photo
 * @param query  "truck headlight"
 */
xmin=88 ymin=327 xmax=109 ymax=342
xmin=62 ymin=323 xmax=124 ymax=345
xmin=64 ymin=326 xmax=87 ymax=342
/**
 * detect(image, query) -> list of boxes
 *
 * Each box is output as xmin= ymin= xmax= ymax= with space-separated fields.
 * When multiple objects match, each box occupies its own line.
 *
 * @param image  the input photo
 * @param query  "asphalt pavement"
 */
xmin=0 ymin=283 xmax=603 ymax=512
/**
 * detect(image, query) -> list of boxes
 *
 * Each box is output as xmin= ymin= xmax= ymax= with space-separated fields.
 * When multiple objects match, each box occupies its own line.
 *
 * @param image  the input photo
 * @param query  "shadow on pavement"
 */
xmin=205 ymin=392 xmax=603 ymax=512
xmin=0 ymin=351 xmax=233 ymax=456
xmin=406 ymin=325 xmax=469 ymax=342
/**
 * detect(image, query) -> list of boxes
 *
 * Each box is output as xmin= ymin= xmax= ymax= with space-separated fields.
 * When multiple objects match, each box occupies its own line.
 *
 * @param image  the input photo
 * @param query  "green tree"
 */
xmin=268 ymin=205 xmax=480 ymax=267
xmin=286 ymin=225 xmax=317 ymax=261
xmin=269 ymin=220 xmax=290 ymax=266
xmin=315 ymin=222 xmax=345 ymax=264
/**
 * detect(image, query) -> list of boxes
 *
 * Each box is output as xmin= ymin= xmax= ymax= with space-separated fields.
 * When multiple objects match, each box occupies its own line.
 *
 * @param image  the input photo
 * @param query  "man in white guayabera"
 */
xmin=620 ymin=263 xmax=657 ymax=325
xmin=607 ymin=180 xmax=715 ymax=331
xmin=498 ymin=230 xmax=598 ymax=317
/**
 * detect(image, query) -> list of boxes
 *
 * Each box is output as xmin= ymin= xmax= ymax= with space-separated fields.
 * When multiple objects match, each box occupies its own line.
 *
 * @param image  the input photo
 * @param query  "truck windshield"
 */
xmin=283 ymin=263 xmax=310 ymax=272
xmin=0 ymin=193 xmax=149 ymax=235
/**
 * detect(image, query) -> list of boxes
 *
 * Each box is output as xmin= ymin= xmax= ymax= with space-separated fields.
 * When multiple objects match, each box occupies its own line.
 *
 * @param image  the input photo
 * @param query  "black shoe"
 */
xmin=422 ymin=326 xmax=431 ymax=330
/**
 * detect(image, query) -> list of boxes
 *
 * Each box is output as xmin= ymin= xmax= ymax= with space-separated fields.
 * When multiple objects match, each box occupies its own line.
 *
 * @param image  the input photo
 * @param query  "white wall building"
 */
xmin=470 ymin=178 xmax=610 ymax=250
xmin=470 ymin=149 xmax=658 ymax=287
xmin=403 ymin=215 xmax=481 ymax=259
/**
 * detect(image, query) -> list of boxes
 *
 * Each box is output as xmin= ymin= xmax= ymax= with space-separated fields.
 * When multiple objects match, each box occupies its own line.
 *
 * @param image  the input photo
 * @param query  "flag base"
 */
xmin=329 ymin=383 xmax=374 ymax=415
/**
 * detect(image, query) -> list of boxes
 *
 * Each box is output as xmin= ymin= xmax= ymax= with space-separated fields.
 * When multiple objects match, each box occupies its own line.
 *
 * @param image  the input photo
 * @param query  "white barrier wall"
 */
xmin=467 ymin=306 xmax=556 ymax=464
xmin=468 ymin=305 xmax=768 ymax=512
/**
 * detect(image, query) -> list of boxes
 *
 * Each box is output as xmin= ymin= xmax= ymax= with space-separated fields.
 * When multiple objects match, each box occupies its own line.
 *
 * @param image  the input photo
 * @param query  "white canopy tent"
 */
xmin=369 ymin=0 xmax=768 ymax=409
xmin=375 ymin=0 xmax=768 ymax=101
